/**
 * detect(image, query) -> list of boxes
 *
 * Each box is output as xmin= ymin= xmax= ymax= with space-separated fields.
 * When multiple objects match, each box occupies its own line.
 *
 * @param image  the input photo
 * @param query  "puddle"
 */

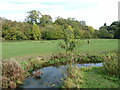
xmin=20 ymin=63 xmax=103 ymax=88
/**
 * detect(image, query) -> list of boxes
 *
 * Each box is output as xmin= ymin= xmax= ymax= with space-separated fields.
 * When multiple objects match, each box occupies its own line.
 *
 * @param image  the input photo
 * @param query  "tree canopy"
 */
xmin=1 ymin=10 xmax=119 ymax=40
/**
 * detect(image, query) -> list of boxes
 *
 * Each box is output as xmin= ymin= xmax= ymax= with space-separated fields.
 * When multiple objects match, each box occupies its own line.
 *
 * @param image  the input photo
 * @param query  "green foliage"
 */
xmin=99 ymin=21 xmax=120 ymax=39
xmin=1 ymin=11 xmax=120 ymax=40
xmin=88 ymin=26 xmax=94 ymax=33
xmin=2 ymin=19 xmax=32 ymax=40
xmin=99 ymin=29 xmax=112 ymax=38
xmin=21 ymin=58 xmax=46 ymax=74
xmin=93 ymin=30 xmax=101 ymax=38
xmin=59 ymin=26 xmax=77 ymax=53
xmin=47 ymin=58 xmax=69 ymax=65
xmin=66 ymin=18 xmax=82 ymax=30
xmin=47 ymin=53 xmax=69 ymax=65
xmin=42 ymin=24 xmax=63 ymax=40
xmin=72 ymin=54 xmax=104 ymax=63
xmin=42 ymin=25 xmax=63 ymax=40
xmin=25 ymin=10 xmax=41 ymax=24
xmin=84 ymin=26 xmax=94 ymax=34
xmin=47 ymin=53 xmax=104 ymax=65
xmin=31 ymin=24 xmax=41 ymax=40
xmin=54 ymin=16 xmax=66 ymax=28
xmin=53 ymin=24 xmax=64 ymax=39
xmin=40 ymin=15 xmax=52 ymax=27
xmin=103 ymin=53 xmax=119 ymax=76
xmin=74 ymin=28 xmax=81 ymax=39
xmin=80 ymin=30 xmax=91 ymax=38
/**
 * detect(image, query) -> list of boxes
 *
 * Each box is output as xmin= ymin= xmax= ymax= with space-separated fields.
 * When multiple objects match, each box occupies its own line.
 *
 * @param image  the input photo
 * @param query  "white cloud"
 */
xmin=0 ymin=0 xmax=119 ymax=29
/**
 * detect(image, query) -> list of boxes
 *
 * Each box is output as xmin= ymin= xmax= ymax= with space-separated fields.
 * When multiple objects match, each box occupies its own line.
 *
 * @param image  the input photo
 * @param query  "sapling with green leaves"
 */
xmin=59 ymin=25 xmax=78 ymax=63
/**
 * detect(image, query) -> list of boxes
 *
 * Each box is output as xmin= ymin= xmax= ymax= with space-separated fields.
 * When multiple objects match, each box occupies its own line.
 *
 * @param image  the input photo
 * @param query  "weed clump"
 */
xmin=2 ymin=59 xmax=25 ymax=88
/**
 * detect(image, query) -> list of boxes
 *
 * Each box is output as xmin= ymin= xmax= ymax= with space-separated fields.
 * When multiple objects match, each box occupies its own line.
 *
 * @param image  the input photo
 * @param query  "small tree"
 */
xmin=59 ymin=25 xmax=78 ymax=63
xmin=32 ymin=24 xmax=41 ymax=40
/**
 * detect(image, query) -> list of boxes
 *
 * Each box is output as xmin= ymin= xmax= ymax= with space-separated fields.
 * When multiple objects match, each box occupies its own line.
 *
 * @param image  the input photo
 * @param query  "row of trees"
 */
xmin=1 ymin=10 xmax=120 ymax=40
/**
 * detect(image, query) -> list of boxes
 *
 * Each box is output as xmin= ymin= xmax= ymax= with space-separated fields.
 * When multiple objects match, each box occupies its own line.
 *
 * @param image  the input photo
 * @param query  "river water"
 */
xmin=20 ymin=63 xmax=103 ymax=88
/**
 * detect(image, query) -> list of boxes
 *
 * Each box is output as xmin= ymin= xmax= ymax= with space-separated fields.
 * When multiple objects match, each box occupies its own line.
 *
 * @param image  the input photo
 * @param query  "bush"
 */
xmin=75 ymin=54 xmax=104 ymax=63
xmin=21 ymin=58 xmax=46 ymax=74
xmin=2 ymin=58 xmax=46 ymax=88
xmin=2 ymin=59 xmax=25 ymax=88
xmin=47 ymin=53 xmax=71 ymax=65
xmin=103 ymin=53 xmax=119 ymax=76
xmin=47 ymin=53 xmax=104 ymax=65
xmin=63 ymin=66 xmax=83 ymax=88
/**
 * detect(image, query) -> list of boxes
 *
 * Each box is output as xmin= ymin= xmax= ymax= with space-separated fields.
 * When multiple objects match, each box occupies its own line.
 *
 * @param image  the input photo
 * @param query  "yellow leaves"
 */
xmin=16 ymin=80 xmax=23 ymax=84
xmin=68 ymin=25 xmax=74 ymax=32
xmin=88 ymin=26 xmax=94 ymax=33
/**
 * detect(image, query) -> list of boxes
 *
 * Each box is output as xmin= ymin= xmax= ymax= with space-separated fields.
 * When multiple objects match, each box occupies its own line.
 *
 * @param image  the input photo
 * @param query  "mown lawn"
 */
xmin=2 ymin=39 xmax=118 ymax=58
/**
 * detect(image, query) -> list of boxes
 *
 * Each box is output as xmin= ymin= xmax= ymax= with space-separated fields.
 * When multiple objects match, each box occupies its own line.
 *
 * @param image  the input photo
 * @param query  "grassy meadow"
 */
xmin=2 ymin=39 xmax=118 ymax=58
xmin=2 ymin=39 xmax=119 ymax=88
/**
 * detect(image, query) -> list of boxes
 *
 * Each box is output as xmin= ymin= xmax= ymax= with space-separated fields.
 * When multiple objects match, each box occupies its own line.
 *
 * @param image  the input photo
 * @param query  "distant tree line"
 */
xmin=98 ymin=22 xmax=120 ymax=39
xmin=1 ymin=10 xmax=119 ymax=40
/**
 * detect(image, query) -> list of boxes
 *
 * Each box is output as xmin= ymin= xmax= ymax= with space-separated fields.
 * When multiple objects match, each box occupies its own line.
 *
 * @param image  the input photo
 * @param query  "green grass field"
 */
xmin=81 ymin=67 xmax=120 ymax=88
xmin=2 ymin=39 xmax=118 ymax=58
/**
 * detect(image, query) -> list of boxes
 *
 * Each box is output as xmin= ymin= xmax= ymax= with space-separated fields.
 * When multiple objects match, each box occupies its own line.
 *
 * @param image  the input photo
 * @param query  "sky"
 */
xmin=0 ymin=0 xmax=119 ymax=29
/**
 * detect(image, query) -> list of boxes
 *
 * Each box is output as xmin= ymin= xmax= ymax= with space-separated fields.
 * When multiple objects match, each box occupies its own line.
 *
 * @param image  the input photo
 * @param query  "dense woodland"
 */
xmin=1 ymin=10 xmax=120 ymax=40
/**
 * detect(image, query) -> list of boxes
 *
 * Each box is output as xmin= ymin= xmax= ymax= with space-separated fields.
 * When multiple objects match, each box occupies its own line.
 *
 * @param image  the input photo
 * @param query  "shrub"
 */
xmin=75 ymin=54 xmax=104 ymax=63
xmin=48 ymin=53 xmax=104 ymax=65
xmin=21 ymin=58 xmax=46 ymax=74
xmin=50 ymin=53 xmax=67 ymax=60
xmin=63 ymin=66 xmax=83 ymax=88
xmin=2 ymin=59 xmax=25 ymax=88
xmin=30 ymin=59 xmax=45 ymax=68
xmin=47 ymin=53 xmax=71 ymax=65
xmin=103 ymin=53 xmax=119 ymax=76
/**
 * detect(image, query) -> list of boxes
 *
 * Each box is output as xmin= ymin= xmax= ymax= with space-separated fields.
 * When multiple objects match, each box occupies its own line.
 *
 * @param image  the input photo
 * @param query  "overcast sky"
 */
xmin=0 ymin=0 xmax=119 ymax=29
